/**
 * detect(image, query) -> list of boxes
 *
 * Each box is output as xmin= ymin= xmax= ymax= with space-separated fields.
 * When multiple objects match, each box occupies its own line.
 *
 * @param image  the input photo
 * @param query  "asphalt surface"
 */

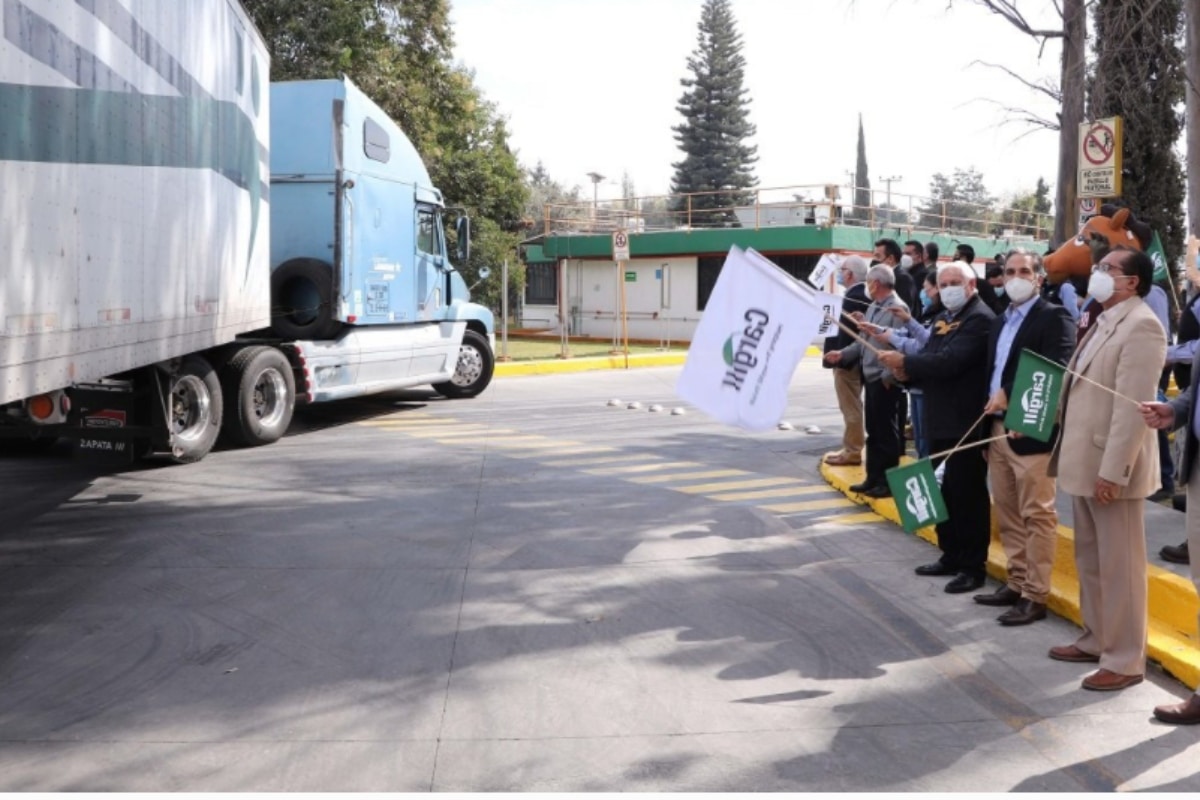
xmin=2 ymin=361 xmax=1200 ymax=791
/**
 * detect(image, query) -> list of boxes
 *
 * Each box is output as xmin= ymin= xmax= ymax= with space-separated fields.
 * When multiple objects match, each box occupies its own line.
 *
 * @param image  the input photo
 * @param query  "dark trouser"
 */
xmin=863 ymin=378 xmax=904 ymax=486
xmin=929 ymin=436 xmax=991 ymax=576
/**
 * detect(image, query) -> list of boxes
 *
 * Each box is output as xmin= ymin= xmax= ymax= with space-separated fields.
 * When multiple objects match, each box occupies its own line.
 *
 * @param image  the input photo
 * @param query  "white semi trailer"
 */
xmin=0 ymin=0 xmax=496 ymax=464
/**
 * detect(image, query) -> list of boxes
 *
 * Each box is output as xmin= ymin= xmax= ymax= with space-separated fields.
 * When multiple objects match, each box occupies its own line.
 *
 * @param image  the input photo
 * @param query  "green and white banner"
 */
xmin=1003 ymin=349 xmax=1066 ymax=442
xmin=885 ymin=459 xmax=948 ymax=533
xmin=676 ymin=247 xmax=826 ymax=431
xmin=1147 ymin=231 xmax=1169 ymax=283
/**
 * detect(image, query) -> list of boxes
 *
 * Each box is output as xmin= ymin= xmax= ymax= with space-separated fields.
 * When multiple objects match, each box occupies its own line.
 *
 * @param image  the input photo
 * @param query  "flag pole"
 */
xmin=833 ymin=317 xmax=885 ymax=357
xmin=926 ymin=433 xmax=1010 ymax=463
xmin=1063 ymin=366 xmax=1145 ymax=408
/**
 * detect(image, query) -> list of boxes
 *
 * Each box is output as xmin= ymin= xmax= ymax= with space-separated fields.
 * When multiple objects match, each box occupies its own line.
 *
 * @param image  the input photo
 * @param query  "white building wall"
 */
xmin=524 ymin=256 xmax=705 ymax=343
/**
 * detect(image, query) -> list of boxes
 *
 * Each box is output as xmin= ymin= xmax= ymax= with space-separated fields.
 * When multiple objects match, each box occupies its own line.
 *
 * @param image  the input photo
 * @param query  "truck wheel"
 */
xmin=168 ymin=355 xmax=223 ymax=463
xmin=222 ymin=346 xmax=295 ymax=447
xmin=270 ymin=258 xmax=342 ymax=340
xmin=434 ymin=330 xmax=494 ymax=399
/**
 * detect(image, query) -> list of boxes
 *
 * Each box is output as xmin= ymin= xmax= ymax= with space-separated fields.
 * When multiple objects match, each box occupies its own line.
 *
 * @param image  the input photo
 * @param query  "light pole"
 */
xmin=879 ymin=174 xmax=902 ymax=224
xmin=587 ymin=171 xmax=605 ymax=230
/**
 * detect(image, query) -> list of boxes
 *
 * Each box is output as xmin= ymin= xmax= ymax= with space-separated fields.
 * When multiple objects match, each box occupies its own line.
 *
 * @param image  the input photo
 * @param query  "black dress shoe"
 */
xmin=973 ymin=585 xmax=1021 ymax=606
xmin=915 ymin=561 xmax=955 ymax=577
xmin=944 ymin=572 xmax=986 ymax=594
xmin=1173 ymin=494 xmax=1187 ymax=513
xmin=859 ymin=484 xmax=892 ymax=498
xmin=849 ymin=481 xmax=879 ymax=493
xmin=1161 ymin=541 xmax=1190 ymax=565
xmin=997 ymin=598 xmax=1047 ymax=626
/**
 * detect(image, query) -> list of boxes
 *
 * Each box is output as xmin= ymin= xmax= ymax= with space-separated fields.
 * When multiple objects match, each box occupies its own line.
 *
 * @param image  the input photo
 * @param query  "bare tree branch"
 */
xmin=954 ymin=0 xmax=1065 ymax=38
xmin=970 ymin=59 xmax=1062 ymax=102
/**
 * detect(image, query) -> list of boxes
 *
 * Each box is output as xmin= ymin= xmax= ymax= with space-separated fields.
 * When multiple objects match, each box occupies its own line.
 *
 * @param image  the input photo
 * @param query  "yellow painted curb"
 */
xmin=494 ymin=345 xmax=823 ymax=377
xmin=819 ymin=459 xmax=1200 ymax=689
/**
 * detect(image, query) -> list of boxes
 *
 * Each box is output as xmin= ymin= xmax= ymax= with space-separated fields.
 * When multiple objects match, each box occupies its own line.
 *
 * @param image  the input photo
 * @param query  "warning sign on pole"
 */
xmin=612 ymin=229 xmax=630 ymax=262
xmin=1077 ymin=117 xmax=1122 ymax=198
xmin=1077 ymin=197 xmax=1098 ymax=229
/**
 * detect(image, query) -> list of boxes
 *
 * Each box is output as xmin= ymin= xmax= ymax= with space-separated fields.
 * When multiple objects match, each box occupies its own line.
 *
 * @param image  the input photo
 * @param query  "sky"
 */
xmin=449 ymin=0 xmax=1067 ymax=211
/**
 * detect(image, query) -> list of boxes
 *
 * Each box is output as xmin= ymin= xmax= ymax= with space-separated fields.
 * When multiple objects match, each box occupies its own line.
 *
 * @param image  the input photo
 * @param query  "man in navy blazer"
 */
xmin=974 ymin=250 xmax=1076 ymax=625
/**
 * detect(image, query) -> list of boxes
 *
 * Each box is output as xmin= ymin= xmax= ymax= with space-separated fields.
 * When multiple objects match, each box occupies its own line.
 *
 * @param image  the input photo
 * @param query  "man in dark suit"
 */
xmin=878 ymin=261 xmax=996 ymax=592
xmin=1141 ymin=337 xmax=1200 ymax=721
xmin=973 ymin=250 xmax=1076 ymax=625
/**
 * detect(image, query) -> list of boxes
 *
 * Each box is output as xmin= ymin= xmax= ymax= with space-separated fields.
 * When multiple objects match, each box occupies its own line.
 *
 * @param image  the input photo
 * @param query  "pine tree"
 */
xmin=669 ymin=0 xmax=758 ymax=226
xmin=852 ymin=114 xmax=871 ymax=221
xmin=1088 ymin=0 xmax=1186 ymax=273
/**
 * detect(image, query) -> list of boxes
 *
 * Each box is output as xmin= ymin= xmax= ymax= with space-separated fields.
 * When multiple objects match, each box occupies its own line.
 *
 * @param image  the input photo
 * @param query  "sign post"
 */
xmin=612 ymin=230 xmax=631 ymax=359
xmin=1077 ymin=117 xmax=1123 ymax=199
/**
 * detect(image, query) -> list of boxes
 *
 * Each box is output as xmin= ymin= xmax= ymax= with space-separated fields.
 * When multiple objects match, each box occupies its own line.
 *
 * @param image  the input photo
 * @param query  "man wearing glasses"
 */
xmin=1047 ymin=247 xmax=1167 ymax=691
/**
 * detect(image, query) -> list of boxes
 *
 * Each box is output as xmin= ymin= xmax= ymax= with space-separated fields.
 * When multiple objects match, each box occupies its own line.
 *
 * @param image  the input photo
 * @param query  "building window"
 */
xmin=526 ymin=263 xmax=558 ymax=305
xmin=697 ymin=256 xmax=724 ymax=310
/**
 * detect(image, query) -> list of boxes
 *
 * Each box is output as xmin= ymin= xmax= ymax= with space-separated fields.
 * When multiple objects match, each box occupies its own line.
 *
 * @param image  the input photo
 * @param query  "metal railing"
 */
xmin=542 ymin=183 xmax=1052 ymax=242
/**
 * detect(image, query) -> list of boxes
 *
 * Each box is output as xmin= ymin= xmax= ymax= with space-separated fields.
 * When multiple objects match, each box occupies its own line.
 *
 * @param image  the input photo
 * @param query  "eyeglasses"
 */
xmin=1092 ymin=261 xmax=1124 ymax=274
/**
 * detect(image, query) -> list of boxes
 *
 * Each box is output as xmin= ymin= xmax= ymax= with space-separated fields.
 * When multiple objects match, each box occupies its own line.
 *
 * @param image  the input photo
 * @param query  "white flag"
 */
xmin=807 ymin=253 xmax=841 ymax=292
xmin=677 ymin=246 xmax=826 ymax=432
xmin=815 ymin=292 xmax=844 ymax=338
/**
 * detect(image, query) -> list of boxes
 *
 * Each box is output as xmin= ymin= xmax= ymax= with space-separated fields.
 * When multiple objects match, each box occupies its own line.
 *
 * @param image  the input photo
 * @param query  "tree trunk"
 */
xmin=1055 ymin=0 xmax=1087 ymax=247
xmin=1187 ymin=0 xmax=1200 ymax=238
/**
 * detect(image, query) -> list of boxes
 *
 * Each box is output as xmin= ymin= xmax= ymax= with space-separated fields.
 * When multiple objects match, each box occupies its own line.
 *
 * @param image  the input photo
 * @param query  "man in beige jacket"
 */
xmin=1047 ymin=247 xmax=1167 ymax=691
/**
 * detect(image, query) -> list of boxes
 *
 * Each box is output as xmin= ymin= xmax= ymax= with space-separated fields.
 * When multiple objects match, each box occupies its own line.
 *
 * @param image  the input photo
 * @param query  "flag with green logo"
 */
xmin=1148 ymin=231 xmax=1169 ymax=283
xmin=1003 ymin=349 xmax=1066 ymax=442
xmin=886 ymin=459 xmax=948 ymax=533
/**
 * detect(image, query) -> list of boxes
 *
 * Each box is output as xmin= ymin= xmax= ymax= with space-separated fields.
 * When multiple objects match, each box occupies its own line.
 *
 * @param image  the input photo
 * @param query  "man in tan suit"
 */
xmin=1048 ymin=247 xmax=1167 ymax=691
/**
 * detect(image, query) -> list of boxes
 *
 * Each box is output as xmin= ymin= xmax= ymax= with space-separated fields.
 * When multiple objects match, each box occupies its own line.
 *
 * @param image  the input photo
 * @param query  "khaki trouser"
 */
xmin=988 ymin=419 xmax=1058 ymax=603
xmin=833 ymin=366 xmax=864 ymax=455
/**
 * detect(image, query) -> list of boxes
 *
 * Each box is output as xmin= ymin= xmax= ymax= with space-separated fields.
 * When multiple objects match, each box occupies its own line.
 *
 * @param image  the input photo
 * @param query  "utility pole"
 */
xmin=879 ymin=175 xmax=902 ymax=224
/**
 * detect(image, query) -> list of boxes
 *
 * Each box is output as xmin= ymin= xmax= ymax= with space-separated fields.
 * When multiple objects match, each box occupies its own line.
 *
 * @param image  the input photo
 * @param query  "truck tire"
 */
xmin=168 ymin=355 xmax=223 ymax=464
xmin=433 ymin=330 xmax=494 ymax=399
xmin=221 ymin=345 xmax=295 ymax=447
xmin=270 ymin=258 xmax=342 ymax=340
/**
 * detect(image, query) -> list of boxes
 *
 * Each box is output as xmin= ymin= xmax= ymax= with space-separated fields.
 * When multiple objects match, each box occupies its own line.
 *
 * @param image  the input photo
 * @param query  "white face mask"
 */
xmin=900 ymin=255 xmax=913 ymax=269
xmin=1088 ymin=271 xmax=1115 ymax=303
xmin=940 ymin=285 xmax=967 ymax=311
xmin=1005 ymin=277 xmax=1037 ymax=305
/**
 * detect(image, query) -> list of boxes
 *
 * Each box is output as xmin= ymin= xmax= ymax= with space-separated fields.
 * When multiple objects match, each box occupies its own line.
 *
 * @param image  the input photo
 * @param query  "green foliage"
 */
xmin=998 ymin=178 xmax=1053 ymax=238
xmin=462 ymin=217 xmax=523 ymax=314
xmin=917 ymin=168 xmax=995 ymax=234
xmin=852 ymin=114 xmax=870 ymax=220
xmin=1087 ymin=0 xmax=1186 ymax=274
xmin=242 ymin=0 xmax=527 ymax=254
xmin=523 ymin=161 xmax=587 ymax=230
xmin=669 ymin=0 xmax=758 ymax=226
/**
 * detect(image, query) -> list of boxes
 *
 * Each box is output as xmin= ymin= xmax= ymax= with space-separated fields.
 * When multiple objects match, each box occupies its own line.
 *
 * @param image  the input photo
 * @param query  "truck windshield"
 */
xmin=417 ymin=207 xmax=445 ymax=259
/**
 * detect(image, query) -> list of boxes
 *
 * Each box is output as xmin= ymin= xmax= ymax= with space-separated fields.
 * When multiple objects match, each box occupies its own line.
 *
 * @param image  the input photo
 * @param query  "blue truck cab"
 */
xmin=267 ymin=78 xmax=495 ymax=401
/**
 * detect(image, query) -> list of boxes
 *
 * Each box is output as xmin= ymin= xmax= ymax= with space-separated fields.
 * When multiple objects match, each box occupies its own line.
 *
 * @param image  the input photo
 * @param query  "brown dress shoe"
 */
xmin=1081 ymin=669 xmax=1143 ymax=691
xmin=1153 ymin=694 xmax=1200 ymax=724
xmin=998 ymin=599 xmax=1047 ymax=626
xmin=1048 ymin=644 xmax=1100 ymax=663
xmin=973 ymin=585 xmax=1021 ymax=606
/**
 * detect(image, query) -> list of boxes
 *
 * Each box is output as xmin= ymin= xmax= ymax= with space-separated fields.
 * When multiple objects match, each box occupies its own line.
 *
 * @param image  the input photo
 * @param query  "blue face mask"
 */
xmin=835 ymin=269 xmax=846 ymax=286
xmin=919 ymin=289 xmax=932 ymax=309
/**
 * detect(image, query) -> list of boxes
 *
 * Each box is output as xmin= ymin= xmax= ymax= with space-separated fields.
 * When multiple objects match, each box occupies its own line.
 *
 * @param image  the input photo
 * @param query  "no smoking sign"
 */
xmin=1077 ymin=116 xmax=1123 ymax=198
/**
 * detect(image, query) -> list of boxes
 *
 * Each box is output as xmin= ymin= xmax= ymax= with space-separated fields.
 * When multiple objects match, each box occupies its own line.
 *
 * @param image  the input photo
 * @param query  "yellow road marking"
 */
xmin=673 ymin=476 xmax=797 ymax=494
xmin=583 ymin=461 xmax=703 ymax=475
xmin=820 ymin=512 xmax=884 ymax=525
xmin=523 ymin=446 xmax=619 ymax=456
xmin=544 ymin=454 xmax=662 ymax=467
xmin=632 ymin=469 xmax=751 ymax=484
xmin=709 ymin=485 xmax=830 ymax=501
xmin=358 ymin=417 xmax=443 ymax=428
xmin=762 ymin=498 xmax=858 ymax=513
xmin=404 ymin=428 xmax=516 ymax=438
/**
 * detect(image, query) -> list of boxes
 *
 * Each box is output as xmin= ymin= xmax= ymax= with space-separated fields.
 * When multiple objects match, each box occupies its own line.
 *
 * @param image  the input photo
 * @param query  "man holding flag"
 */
xmin=975 ymin=250 xmax=1076 ymax=625
xmin=877 ymin=262 xmax=996 ymax=593
xmin=1047 ymin=247 xmax=1166 ymax=692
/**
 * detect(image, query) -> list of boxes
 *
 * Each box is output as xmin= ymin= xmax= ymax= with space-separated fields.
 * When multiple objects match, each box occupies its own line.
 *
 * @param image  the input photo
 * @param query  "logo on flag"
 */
xmin=1003 ymin=349 xmax=1066 ymax=442
xmin=815 ymin=292 xmax=843 ymax=338
xmin=885 ymin=459 xmax=949 ymax=533
xmin=677 ymin=247 xmax=827 ymax=431
xmin=1147 ymin=231 xmax=1169 ymax=283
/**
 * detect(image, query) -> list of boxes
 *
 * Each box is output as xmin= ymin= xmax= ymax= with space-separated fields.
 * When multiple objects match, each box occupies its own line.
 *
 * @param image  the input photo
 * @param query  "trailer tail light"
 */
xmin=26 ymin=390 xmax=69 ymax=425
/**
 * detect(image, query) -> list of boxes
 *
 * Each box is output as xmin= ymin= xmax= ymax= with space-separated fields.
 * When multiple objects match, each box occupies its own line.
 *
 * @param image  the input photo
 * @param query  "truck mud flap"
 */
xmin=68 ymin=384 xmax=146 ymax=465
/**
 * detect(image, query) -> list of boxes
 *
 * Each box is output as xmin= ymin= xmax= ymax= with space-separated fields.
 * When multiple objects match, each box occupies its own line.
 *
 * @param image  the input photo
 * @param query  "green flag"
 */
xmin=886 ymin=459 xmax=949 ymax=534
xmin=1147 ymin=231 xmax=1169 ymax=283
xmin=1003 ymin=349 xmax=1066 ymax=442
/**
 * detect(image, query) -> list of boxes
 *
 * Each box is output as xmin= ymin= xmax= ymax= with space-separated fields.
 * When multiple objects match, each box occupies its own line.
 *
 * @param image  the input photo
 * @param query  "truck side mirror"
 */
xmin=456 ymin=216 xmax=471 ymax=263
